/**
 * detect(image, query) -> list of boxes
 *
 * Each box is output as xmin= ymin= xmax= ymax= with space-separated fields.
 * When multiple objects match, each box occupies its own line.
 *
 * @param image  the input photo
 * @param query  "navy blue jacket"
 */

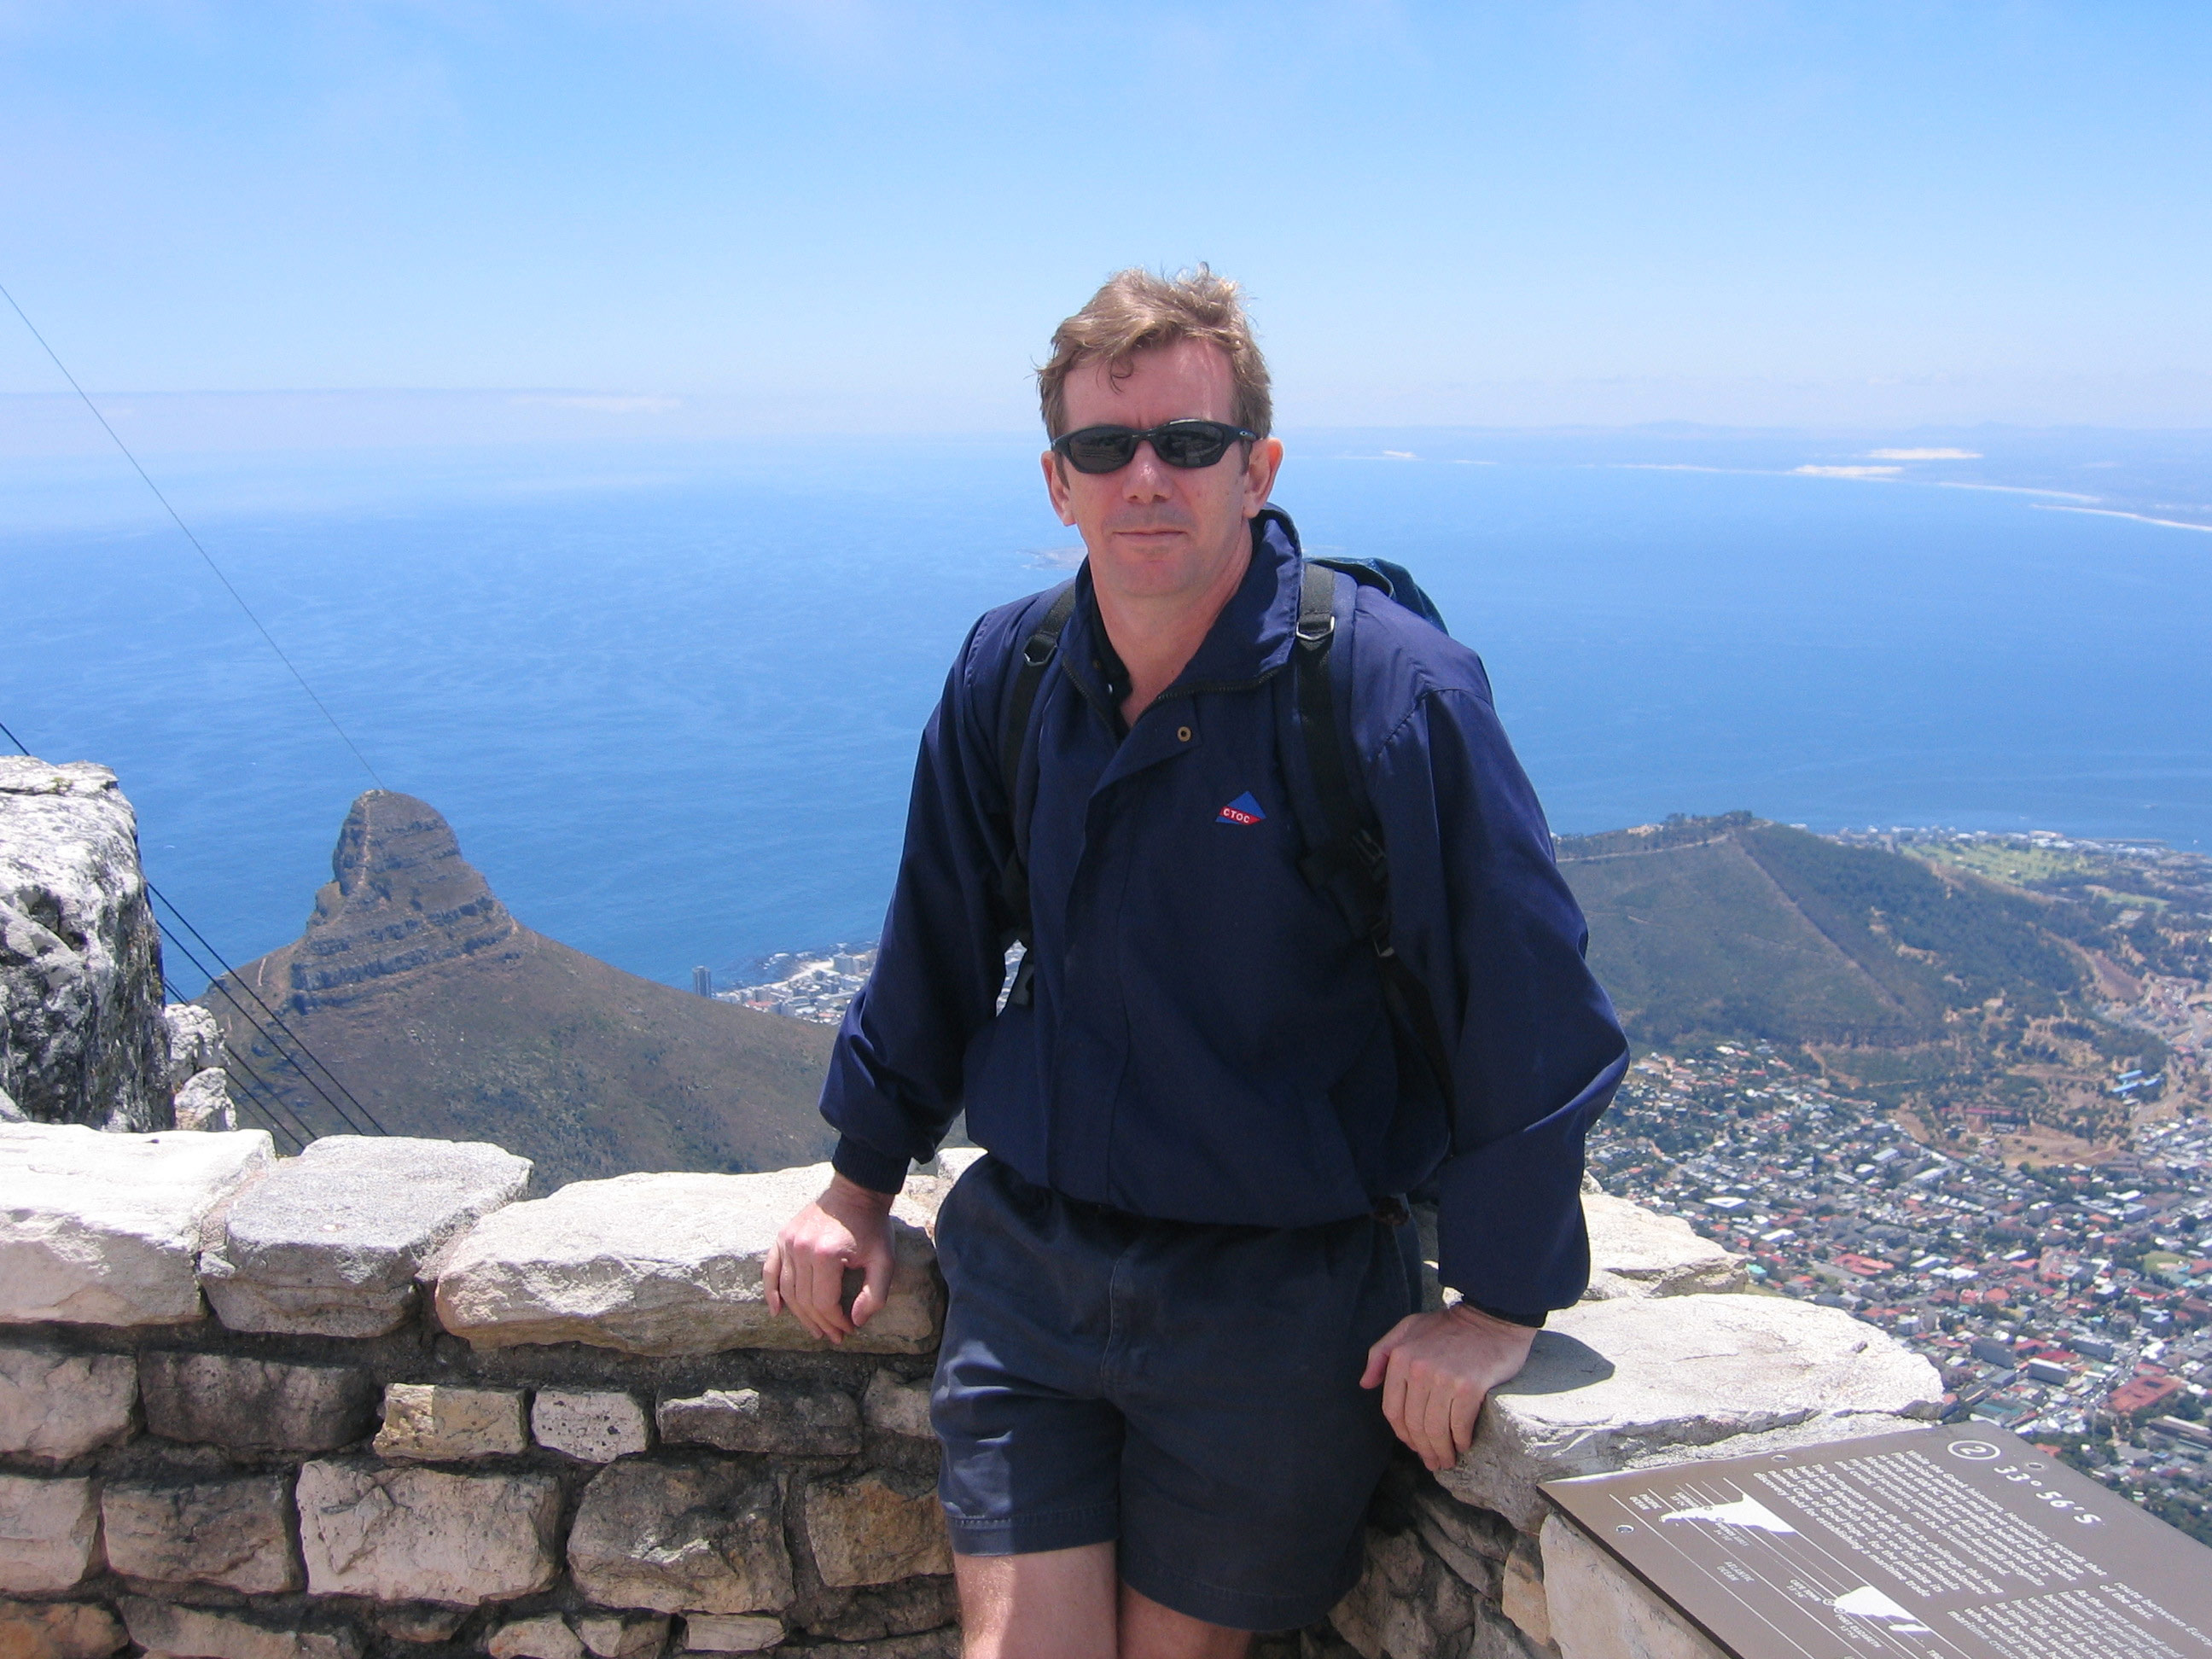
xmin=821 ymin=511 xmax=1627 ymax=1314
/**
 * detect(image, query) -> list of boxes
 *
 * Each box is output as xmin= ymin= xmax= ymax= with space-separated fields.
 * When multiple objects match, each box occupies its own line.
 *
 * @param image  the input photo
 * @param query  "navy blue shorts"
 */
xmin=929 ymin=1155 xmax=1421 ymax=1632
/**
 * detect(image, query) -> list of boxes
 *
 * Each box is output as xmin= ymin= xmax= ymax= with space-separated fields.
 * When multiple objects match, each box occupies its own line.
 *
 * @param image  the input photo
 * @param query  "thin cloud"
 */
xmin=1793 ymin=464 xmax=1901 ymax=480
xmin=1866 ymin=447 xmax=1981 ymax=460
xmin=509 ymin=394 xmax=682 ymax=415
xmin=2034 ymin=504 xmax=2212 ymax=534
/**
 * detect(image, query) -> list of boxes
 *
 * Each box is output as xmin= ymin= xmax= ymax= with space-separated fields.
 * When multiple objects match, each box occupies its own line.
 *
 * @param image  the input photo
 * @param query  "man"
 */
xmin=767 ymin=269 xmax=1626 ymax=1658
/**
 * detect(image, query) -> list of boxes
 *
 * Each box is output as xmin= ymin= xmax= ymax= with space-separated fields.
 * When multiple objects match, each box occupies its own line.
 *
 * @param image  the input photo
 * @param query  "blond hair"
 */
xmin=1038 ymin=265 xmax=1272 ymax=439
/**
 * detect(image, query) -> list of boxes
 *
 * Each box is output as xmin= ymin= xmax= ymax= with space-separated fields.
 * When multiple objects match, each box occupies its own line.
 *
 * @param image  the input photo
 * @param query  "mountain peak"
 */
xmin=294 ymin=791 xmax=517 ymax=1005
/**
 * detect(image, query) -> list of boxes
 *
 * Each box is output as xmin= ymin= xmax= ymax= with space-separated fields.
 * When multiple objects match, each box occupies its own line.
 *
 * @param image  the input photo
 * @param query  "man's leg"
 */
xmin=952 ymin=1546 xmax=1251 ymax=1659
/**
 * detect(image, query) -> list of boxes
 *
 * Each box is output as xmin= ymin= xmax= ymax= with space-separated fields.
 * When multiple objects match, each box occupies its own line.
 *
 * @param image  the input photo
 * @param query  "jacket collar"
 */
xmin=1059 ymin=506 xmax=1304 ymax=713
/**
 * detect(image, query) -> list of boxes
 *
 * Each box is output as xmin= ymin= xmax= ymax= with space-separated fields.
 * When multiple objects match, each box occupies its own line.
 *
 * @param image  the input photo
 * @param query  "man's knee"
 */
xmin=954 ymin=1542 xmax=1116 ymax=1659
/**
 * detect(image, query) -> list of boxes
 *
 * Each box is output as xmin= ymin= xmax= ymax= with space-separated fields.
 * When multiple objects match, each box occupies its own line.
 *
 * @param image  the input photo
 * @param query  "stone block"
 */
xmin=807 ymin=1580 xmax=958 ymax=1644
xmin=1403 ymin=1485 xmax=1511 ymax=1597
xmin=657 ymin=1387 xmax=859 ymax=1457
xmin=0 ymin=1600 xmax=125 ymax=1659
xmin=860 ymin=1372 xmax=933 ymax=1441
xmin=801 ymin=1472 xmax=952 ymax=1588
xmin=102 ymin=1473 xmax=300 ymax=1592
xmin=573 ymin=1616 xmax=667 ymax=1659
xmin=0 ymin=1342 xmax=137 ymax=1459
xmin=678 ymin=1618 xmax=781 ymax=1655
xmin=1540 ymin=1512 xmax=1727 ymax=1659
xmin=1439 ymin=1295 xmax=1942 ymax=1531
xmin=0 ymin=760 xmax=169 ymax=1132
xmin=370 ymin=1610 xmax=467 ymax=1646
xmin=1499 ymin=1534 xmax=1549 ymax=1649
xmin=0 ymin=1476 xmax=99 ymax=1593
xmin=201 ymin=1136 xmax=529 ymax=1337
xmin=1330 ymin=1527 xmax=1482 ymax=1659
xmin=796 ymin=1639 xmax=954 ymax=1659
xmin=434 ymin=1165 xmax=942 ymax=1356
xmin=116 ymin=1599 xmax=363 ymax=1659
xmin=296 ymin=1459 xmax=561 ymax=1605
xmin=374 ymin=1383 xmax=527 ymax=1461
xmin=1582 ymin=1194 xmax=1748 ymax=1301
xmin=0 ymin=1123 xmax=271 ymax=1325
xmin=533 ymin=1390 xmax=649 ymax=1463
xmin=171 ymin=1071 xmax=236 ymax=1132
xmin=568 ymin=1459 xmax=794 ymax=1615
xmin=486 ymin=1617 xmax=581 ymax=1659
xmin=142 ymin=1351 xmax=375 ymax=1454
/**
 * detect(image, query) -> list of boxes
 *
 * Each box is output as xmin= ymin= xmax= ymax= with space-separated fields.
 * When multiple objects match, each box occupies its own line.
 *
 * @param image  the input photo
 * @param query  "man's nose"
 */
xmin=1120 ymin=442 xmax=1175 ymax=499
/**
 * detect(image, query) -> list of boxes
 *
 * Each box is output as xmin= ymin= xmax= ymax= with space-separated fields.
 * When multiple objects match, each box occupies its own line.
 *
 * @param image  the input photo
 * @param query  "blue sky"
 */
xmin=3 ymin=2 xmax=2209 ymax=432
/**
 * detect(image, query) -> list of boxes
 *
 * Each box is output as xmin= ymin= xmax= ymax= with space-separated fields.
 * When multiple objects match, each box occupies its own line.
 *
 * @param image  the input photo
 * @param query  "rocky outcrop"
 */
xmin=283 ymin=793 xmax=521 ymax=1006
xmin=0 ymin=760 xmax=169 ymax=1132
xmin=198 ymin=792 xmax=836 ymax=1186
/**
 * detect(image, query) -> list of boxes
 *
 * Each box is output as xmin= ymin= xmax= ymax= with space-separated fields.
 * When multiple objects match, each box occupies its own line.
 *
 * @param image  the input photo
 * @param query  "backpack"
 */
xmin=992 ymin=506 xmax=1463 ymax=1150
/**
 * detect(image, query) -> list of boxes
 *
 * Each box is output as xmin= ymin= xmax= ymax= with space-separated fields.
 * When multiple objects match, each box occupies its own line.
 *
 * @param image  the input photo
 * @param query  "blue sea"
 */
xmin=6 ymin=429 xmax=2210 ymax=997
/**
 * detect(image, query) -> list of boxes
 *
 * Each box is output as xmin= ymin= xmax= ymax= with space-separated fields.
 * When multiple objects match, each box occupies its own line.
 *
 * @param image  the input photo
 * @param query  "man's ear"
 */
xmin=1242 ymin=435 xmax=1285 ymax=516
xmin=1040 ymin=449 xmax=1077 ymax=526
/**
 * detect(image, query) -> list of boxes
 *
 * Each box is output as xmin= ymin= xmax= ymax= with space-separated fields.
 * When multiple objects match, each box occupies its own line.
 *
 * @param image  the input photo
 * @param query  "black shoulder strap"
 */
xmin=1291 ymin=562 xmax=1463 ymax=1151
xmin=995 ymin=581 xmax=1079 ymax=1008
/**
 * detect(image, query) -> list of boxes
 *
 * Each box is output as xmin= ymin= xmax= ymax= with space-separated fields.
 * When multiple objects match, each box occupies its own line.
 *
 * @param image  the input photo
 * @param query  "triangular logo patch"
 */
xmin=1216 ymin=792 xmax=1266 ymax=826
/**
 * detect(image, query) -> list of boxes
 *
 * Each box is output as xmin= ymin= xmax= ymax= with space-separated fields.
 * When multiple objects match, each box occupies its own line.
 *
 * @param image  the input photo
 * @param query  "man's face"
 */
xmin=1042 ymin=338 xmax=1284 ymax=607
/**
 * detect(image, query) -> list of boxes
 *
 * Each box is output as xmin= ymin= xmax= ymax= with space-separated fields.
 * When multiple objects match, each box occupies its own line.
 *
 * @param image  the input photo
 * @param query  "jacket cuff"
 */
xmin=1464 ymin=1300 xmax=1548 ymax=1330
xmin=831 ymin=1135 xmax=909 ymax=1196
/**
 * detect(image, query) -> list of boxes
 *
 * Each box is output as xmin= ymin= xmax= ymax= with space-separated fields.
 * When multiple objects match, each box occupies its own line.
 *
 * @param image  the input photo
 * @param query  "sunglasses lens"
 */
xmin=1153 ymin=423 xmax=1233 ymax=468
xmin=1062 ymin=429 xmax=1138 ymax=474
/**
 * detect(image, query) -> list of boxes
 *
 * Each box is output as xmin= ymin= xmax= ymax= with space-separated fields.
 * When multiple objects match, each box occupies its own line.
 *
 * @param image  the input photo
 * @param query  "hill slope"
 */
xmin=1557 ymin=813 xmax=2199 ymax=1144
xmin=201 ymin=792 xmax=835 ymax=1188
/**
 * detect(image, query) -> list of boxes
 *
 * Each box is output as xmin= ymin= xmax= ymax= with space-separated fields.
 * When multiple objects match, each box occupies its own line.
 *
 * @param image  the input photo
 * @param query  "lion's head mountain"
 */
xmin=198 ymin=790 xmax=835 ymax=1189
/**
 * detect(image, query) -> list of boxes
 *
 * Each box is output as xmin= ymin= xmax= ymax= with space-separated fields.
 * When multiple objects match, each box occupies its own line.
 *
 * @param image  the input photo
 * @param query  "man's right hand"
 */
xmin=764 ymin=1173 xmax=899 ymax=1343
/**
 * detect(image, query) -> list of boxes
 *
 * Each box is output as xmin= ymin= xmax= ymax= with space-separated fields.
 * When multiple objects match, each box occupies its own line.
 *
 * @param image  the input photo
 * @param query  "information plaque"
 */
xmin=1542 ymin=1423 xmax=2212 ymax=1657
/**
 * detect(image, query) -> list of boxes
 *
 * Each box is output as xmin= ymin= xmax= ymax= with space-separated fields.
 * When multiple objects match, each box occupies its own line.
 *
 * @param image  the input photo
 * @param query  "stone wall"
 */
xmin=0 ymin=1121 xmax=1945 ymax=1659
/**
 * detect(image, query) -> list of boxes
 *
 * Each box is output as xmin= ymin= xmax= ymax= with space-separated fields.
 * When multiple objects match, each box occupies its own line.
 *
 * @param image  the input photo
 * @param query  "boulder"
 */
xmin=1540 ymin=1512 xmax=1728 ymax=1659
xmin=800 ymin=1472 xmax=952 ymax=1588
xmin=678 ymin=1618 xmax=782 ymax=1655
xmin=1327 ymin=1527 xmax=1491 ymax=1659
xmin=532 ymin=1390 xmax=649 ymax=1463
xmin=295 ymin=1459 xmax=561 ymax=1605
xmin=201 ymin=1136 xmax=529 ymax=1337
xmin=0 ymin=1342 xmax=137 ymax=1460
xmin=860 ymin=1372 xmax=934 ymax=1442
xmin=162 ymin=1004 xmax=224 ymax=1091
xmin=434 ymin=1164 xmax=941 ymax=1356
xmin=102 ymin=1473 xmax=300 ymax=1592
xmin=567 ymin=1459 xmax=794 ymax=1615
xmin=806 ymin=1579 xmax=959 ymax=1644
xmin=0 ymin=760 xmax=168 ymax=1131
xmin=0 ymin=1599 xmax=125 ymax=1659
xmin=573 ymin=1616 xmax=667 ymax=1659
xmin=171 ymin=1071 xmax=236 ymax=1132
xmin=657 ymin=1386 xmax=859 ymax=1457
xmin=1582 ymin=1194 xmax=1747 ymax=1300
xmin=0 ymin=1475 xmax=99 ymax=1593
xmin=372 ymin=1384 xmax=527 ymax=1461
xmin=141 ymin=1351 xmax=375 ymax=1454
xmin=486 ymin=1618 xmax=581 ymax=1659
xmin=116 ymin=1599 xmax=362 ymax=1659
xmin=0 ymin=1122 xmax=271 ymax=1325
xmin=1440 ymin=1294 xmax=1943 ymax=1531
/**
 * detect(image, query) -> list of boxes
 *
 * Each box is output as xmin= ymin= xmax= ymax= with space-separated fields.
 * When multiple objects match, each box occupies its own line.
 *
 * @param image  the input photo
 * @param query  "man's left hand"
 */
xmin=1360 ymin=1303 xmax=1539 ymax=1473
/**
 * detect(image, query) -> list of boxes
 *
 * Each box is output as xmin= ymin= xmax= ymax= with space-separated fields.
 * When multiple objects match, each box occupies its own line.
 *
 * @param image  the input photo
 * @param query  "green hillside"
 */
xmin=1557 ymin=814 xmax=2197 ymax=1145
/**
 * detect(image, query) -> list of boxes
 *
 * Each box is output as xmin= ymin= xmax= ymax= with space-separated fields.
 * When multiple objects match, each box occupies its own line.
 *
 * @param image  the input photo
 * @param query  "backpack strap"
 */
xmin=1291 ymin=562 xmax=1463 ymax=1152
xmin=995 ymin=580 xmax=1080 ymax=1008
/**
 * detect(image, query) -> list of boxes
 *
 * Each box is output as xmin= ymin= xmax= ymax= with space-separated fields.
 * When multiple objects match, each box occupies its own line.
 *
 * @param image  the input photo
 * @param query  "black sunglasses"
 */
xmin=1051 ymin=420 xmax=1258 ymax=475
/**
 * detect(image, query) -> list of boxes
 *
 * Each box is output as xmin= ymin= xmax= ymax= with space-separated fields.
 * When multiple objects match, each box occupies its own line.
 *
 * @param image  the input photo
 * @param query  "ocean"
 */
xmin=6 ymin=429 xmax=2209 ymax=996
